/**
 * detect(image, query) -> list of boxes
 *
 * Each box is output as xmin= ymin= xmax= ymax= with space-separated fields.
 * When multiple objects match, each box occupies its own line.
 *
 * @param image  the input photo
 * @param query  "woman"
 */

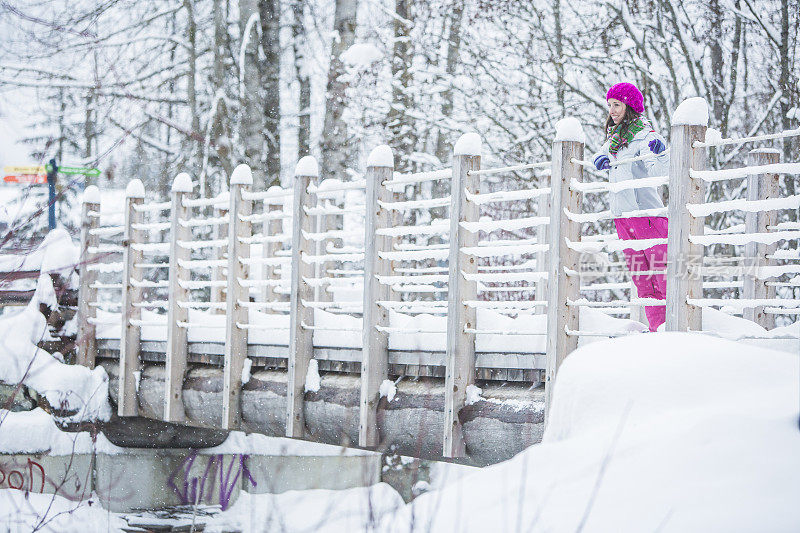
xmin=593 ymin=82 xmax=669 ymax=331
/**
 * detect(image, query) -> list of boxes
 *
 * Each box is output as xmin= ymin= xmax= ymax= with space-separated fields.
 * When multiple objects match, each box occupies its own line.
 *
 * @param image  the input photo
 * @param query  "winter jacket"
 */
xmin=593 ymin=128 xmax=669 ymax=216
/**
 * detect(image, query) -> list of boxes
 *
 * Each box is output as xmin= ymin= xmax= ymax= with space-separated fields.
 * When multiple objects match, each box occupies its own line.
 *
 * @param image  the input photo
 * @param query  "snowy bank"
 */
xmin=381 ymin=333 xmax=800 ymax=532
xmin=0 ymin=269 xmax=111 ymax=422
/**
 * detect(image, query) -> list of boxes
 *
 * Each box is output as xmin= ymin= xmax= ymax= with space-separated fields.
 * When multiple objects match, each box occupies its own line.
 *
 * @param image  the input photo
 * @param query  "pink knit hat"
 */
xmin=606 ymin=82 xmax=644 ymax=114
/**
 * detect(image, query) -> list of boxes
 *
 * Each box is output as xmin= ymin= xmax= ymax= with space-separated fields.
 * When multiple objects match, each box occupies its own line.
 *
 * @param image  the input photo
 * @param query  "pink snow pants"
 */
xmin=614 ymin=216 xmax=668 ymax=331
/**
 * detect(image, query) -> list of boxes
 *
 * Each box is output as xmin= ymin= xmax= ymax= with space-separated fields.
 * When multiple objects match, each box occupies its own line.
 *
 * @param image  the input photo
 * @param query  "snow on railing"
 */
xmin=75 ymin=98 xmax=797 ymax=460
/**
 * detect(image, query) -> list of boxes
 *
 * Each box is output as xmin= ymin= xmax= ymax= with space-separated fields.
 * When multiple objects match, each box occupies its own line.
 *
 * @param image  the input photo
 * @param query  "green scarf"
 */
xmin=607 ymin=116 xmax=654 ymax=156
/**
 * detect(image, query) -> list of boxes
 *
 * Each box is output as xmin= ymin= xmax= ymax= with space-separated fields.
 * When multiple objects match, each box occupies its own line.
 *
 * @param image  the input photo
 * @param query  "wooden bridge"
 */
xmin=71 ymin=97 xmax=800 ymax=464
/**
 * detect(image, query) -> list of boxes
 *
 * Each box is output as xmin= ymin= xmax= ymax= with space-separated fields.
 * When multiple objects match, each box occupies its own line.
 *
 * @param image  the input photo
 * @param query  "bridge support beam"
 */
xmin=358 ymin=146 xmax=394 ymax=448
xmin=443 ymin=134 xmax=481 ymax=458
xmin=545 ymin=135 xmax=583 ymax=420
xmin=164 ymin=173 xmax=193 ymax=422
xmin=223 ymin=165 xmax=253 ymax=430
xmin=119 ymin=179 xmax=145 ymax=416
xmin=77 ymin=186 xmax=100 ymax=368
xmin=286 ymin=157 xmax=318 ymax=438
xmin=743 ymin=148 xmax=780 ymax=328
xmin=666 ymin=117 xmax=707 ymax=332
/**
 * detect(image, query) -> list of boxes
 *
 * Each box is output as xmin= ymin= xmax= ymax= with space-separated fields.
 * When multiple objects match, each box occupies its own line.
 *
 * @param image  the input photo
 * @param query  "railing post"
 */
xmin=666 ymin=98 xmax=707 ymax=332
xmin=443 ymin=133 xmax=480 ymax=458
xmin=263 ymin=187 xmax=284 ymax=306
xmin=535 ymin=173 xmax=550 ymax=304
xmin=223 ymin=164 xmax=252 ymax=430
xmin=286 ymin=156 xmax=317 ymax=438
xmin=359 ymin=145 xmax=394 ymax=448
xmin=744 ymin=148 xmax=780 ymax=328
xmin=164 ymin=173 xmax=193 ymax=422
xmin=544 ymin=119 xmax=584 ymax=419
xmin=211 ymin=203 xmax=228 ymax=313
xmin=76 ymin=185 xmax=100 ymax=368
xmin=118 ymin=179 xmax=145 ymax=416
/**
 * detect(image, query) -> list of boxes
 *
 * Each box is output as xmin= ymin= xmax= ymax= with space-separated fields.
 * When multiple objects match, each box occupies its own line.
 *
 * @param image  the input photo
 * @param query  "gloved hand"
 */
xmin=594 ymin=154 xmax=611 ymax=170
xmin=649 ymin=139 xmax=666 ymax=154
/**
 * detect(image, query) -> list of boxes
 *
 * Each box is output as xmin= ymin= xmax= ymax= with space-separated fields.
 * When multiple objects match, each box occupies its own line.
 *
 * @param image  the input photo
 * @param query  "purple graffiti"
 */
xmin=166 ymin=451 xmax=256 ymax=511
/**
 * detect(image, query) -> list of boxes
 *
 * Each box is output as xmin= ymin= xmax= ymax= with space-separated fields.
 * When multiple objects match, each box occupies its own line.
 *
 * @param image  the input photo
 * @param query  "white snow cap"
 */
xmin=230 ymin=164 xmax=253 ymax=185
xmin=82 ymin=185 xmax=100 ymax=204
xmin=554 ymin=117 xmax=586 ymax=144
xmin=367 ymin=145 xmax=394 ymax=168
xmin=454 ymin=132 xmax=482 ymax=156
xmin=673 ymin=97 xmax=709 ymax=126
xmin=172 ymin=172 xmax=193 ymax=193
xmin=125 ymin=179 xmax=145 ymax=198
xmin=295 ymin=156 xmax=319 ymax=178
xmin=704 ymin=128 xmax=723 ymax=145
xmin=341 ymin=42 xmax=382 ymax=68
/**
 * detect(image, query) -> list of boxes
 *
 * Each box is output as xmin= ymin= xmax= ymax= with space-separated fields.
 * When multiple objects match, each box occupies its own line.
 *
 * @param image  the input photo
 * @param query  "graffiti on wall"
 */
xmin=167 ymin=451 xmax=257 ymax=511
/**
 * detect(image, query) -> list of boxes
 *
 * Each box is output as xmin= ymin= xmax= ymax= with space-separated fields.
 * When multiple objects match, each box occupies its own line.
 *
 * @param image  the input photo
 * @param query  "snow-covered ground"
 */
xmin=2 ymin=332 xmax=797 ymax=531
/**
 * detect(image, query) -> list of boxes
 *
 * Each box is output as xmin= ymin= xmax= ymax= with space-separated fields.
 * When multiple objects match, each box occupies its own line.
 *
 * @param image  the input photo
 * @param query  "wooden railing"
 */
xmin=74 ymin=97 xmax=800 ymax=457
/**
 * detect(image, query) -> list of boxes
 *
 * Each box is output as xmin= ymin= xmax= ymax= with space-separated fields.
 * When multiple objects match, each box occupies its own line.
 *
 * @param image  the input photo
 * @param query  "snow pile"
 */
xmin=241 ymin=357 xmax=253 ymax=385
xmin=381 ymin=333 xmax=800 ymax=531
xmin=464 ymin=384 xmax=483 ymax=406
xmin=0 ymin=490 xmax=127 ymax=533
xmin=672 ymin=97 xmax=709 ymax=126
xmin=379 ymin=379 xmax=396 ymax=402
xmin=205 ymin=484 xmax=403 ymax=533
xmin=554 ymin=116 xmax=586 ymax=144
xmin=0 ymin=408 xmax=123 ymax=455
xmin=204 ymin=431 xmax=376 ymax=456
xmin=0 ymin=227 xmax=79 ymax=277
xmin=304 ymin=359 xmax=321 ymax=393
xmin=0 ymin=273 xmax=111 ymax=422
xmin=341 ymin=42 xmax=383 ymax=69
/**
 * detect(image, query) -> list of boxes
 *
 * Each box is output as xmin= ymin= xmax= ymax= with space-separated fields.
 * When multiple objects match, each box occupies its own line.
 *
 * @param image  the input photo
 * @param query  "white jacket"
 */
xmin=593 ymin=128 xmax=669 ymax=216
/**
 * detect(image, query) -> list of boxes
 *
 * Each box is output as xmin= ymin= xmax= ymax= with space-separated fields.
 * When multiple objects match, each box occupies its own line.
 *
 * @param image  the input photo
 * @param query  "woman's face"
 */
xmin=608 ymin=98 xmax=626 ymax=125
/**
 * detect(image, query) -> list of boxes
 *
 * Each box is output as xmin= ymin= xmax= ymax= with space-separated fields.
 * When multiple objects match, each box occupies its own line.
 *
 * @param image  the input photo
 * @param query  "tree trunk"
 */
xmin=293 ymin=0 xmax=311 ymax=159
xmin=387 ymin=0 xmax=414 ymax=173
xmin=239 ymin=0 xmax=264 ymax=181
xmin=259 ymin=0 xmax=281 ymax=189
xmin=321 ymin=0 xmax=358 ymax=180
xmin=435 ymin=0 xmax=464 ymax=166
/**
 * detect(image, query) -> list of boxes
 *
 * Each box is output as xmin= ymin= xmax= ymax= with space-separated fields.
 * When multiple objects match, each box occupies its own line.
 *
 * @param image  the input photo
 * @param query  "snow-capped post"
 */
xmin=263 ymin=188 xmax=284 ymax=306
xmin=164 ymin=173 xmax=193 ymax=423
xmin=76 ymin=185 xmax=100 ymax=368
xmin=211 ymin=204 xmax=228 ymax=313
xmin=119 ymin=179 xmax=145 ymax=416
xmin=286 ymin=156 xmax=318 ymax=438
xmin=222 ymin=164 xmax=253 ymax=430
xmin=666 ymin=98 xmax=708 ymax=332
xmin=544 ymin=118 xmax=584 ymax=419
xmin=743 ymin=148 xmax=780 ymax=328
xmin=443 ymin=132 xmax=481 ymax=458
xmin=359 ymin=145 xmax=394 ymax=448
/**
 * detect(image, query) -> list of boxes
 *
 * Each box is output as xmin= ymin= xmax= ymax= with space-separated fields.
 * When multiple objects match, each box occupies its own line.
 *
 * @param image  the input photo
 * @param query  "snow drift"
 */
xmin=381 ymin=333 xmax=800 ymax=532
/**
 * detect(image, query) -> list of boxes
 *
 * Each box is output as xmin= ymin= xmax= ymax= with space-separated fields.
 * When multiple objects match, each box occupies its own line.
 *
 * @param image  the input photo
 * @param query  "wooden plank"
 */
xmin=535 ymin=173 xmax=550 ymax=306
xmin=211 ymin=205 xmax=228 ymax=313
xmin=263 ymin=201 xmax=283 ymax=306
xmin=76 ymin=188 xmax=100 ymax=367
xmin=665 ymin=123 xmax=707 ymax=332
xmin=743 ymin=149 xmax=780 ymax=328
xmin=443 ymin=135 xmax=481 ymax=458
xmin=222 ymin=165 xmax=253 ymax=430
xmin=164 ymin=174 xmax=192 ymax=422
xmin=544 ymin=139 xmax=583 ymax=418
xmin=286 ymin=157 xmax=317 ymax=438
xmin=358 ymin=146 xmax=393 ymax=448
xmin=118 ymin=180 xmax=145 ymax=417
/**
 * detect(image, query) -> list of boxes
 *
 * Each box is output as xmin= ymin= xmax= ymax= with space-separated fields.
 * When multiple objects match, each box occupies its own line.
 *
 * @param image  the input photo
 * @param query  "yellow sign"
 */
xmin=3 ymin=165 xmax=46 ymax=174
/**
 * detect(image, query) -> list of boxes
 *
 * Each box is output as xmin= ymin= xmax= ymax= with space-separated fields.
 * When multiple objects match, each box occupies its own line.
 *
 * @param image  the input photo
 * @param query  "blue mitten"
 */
xmin=648 ymin=139 xmax=666 ymax=154
xmin=594 ymin=154 xmax=611 ymax=170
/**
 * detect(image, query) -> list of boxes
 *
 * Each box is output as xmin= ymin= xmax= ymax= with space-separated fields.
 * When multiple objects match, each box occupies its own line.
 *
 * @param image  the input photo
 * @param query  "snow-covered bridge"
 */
xmin=72 ymin=97 xmax=800 ymax=464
